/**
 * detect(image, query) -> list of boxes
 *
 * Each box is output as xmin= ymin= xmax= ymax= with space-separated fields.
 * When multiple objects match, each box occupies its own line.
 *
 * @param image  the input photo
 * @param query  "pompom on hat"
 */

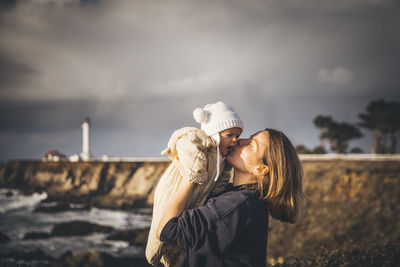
xmin=193 ymin=101 xmax=243 ymax=136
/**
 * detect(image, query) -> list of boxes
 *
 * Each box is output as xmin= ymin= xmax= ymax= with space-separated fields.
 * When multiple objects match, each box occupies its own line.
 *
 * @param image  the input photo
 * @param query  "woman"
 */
xmin=156 ymin=128 xmax=305 ymax=267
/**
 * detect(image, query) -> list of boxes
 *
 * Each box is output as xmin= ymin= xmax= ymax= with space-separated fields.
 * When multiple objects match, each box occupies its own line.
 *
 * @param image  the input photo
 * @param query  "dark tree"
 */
xmin=295 ymin=144 xmax=327 ymax=154
xmin=313 ymin=115 xmax=333 ymax=147
xmin=295 ymin=144 xmax=311 ymax=154
xmin=349 ymin=147 xmax=364 ymax=154
xmin=358 ymin=100 xmax=400 ymax=154
xmin=311 ymin=145 xmax=327 ymax=154
xmin=313 ymin=115 xmax=363 ymax=153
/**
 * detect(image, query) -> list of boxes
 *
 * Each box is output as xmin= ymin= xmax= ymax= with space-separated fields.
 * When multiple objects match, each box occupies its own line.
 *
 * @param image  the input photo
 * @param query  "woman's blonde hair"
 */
xmin=256 ymin=128 xmax=305 ymax=223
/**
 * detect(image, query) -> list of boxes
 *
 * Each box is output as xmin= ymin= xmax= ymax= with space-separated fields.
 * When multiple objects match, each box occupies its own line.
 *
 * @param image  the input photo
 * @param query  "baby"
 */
xmin=146 ymin=101 xmax=243 ymax=267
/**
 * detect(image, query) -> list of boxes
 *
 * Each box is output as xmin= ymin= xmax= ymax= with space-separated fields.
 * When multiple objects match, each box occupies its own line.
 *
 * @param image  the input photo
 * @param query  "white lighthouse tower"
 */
xmin=81 ymin=117 xmax=91 ymax=161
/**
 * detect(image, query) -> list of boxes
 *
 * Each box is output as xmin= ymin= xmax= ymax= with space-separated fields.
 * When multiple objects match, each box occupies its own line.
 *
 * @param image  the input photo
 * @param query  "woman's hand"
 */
xmin=156 ymin=178 xmax=196 ymax=240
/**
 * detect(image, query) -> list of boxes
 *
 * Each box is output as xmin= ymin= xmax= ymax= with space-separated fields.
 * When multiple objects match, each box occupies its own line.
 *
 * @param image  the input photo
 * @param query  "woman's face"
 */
xmin=218 ymin=127 xmax=242 ymax=157
xmin=226 ymin=130 xmax=269 ymax=174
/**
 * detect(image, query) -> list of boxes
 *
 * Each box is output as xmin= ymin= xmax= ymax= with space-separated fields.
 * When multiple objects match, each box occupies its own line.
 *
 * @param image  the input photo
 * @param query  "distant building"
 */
xmin=69 ymin=154 xmax=80 ymax=162
xmin=42 ymin=150 xmax=67 ymax=162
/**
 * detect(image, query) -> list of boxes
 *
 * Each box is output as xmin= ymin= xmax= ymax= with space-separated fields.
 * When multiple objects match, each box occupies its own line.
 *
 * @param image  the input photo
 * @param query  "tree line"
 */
xmin=296 ymin=99 xmax=400 ymax=154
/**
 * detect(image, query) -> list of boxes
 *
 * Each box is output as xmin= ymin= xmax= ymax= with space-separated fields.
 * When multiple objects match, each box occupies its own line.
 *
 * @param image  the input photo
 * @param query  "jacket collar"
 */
xmin=226 ymin=183 xmax=258 ymax=192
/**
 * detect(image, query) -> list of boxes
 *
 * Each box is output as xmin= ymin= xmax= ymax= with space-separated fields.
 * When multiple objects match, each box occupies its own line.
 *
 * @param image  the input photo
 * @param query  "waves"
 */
xmin=38 ymin=207 xmax=152 ymax=230
xmin=0 ymin=188 xmax=152 ymax=259
xmin=0 ymin=189 xmax=48 ymax=214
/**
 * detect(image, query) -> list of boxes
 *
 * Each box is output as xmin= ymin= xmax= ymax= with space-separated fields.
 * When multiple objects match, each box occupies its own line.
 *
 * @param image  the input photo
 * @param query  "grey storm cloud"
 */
xmin=0 ymin=0 xmax=399 ymax=160
xmin=0 ymin=54 xmax=39 ymax=89
xmin=0 ymin=99 xmax=95 ymax=134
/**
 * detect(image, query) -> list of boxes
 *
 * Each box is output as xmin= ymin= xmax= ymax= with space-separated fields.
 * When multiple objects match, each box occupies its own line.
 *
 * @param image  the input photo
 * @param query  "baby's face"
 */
xmin=219 ymin=127 xmax=242 ymax=157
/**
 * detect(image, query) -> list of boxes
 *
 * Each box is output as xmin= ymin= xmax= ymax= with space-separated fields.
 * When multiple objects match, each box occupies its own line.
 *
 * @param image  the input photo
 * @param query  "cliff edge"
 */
xmin=0 ymin=160 xmax=170 ymax=209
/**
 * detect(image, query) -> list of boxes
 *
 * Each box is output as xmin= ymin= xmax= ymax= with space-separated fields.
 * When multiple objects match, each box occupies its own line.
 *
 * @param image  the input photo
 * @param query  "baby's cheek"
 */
xmin=221 ymin=144 xmax=227 ymax=150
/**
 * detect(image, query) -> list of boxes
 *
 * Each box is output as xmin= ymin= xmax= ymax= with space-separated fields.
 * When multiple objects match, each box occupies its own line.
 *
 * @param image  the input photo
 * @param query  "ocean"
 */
xmin=0 ymin=188 xmax=152 ymax=260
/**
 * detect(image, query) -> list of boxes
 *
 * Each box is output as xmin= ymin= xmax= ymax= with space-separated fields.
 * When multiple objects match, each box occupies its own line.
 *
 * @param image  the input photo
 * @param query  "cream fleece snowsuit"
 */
xmin=145 ymin=127 xmax=231 ymax=267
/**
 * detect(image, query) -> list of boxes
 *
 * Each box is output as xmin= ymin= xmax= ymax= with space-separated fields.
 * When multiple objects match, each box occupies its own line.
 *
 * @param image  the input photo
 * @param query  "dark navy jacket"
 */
xmin=160 ymin=187 xmax=269 ymax=267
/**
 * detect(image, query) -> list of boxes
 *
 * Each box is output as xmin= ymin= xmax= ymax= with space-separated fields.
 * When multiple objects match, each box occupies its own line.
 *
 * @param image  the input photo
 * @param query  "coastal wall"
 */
xmin=0 ymin=158 xmax=399 ymax=261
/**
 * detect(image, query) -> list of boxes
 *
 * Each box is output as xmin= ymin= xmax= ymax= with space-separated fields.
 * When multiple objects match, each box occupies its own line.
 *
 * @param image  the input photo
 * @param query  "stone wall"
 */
xmin=0 ymin=159 xmax=399 ymax=260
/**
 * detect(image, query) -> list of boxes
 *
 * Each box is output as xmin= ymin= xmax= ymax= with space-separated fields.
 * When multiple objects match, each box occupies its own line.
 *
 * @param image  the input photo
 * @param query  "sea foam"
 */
xmin=0 ymin=189 xmax=47 ymax=214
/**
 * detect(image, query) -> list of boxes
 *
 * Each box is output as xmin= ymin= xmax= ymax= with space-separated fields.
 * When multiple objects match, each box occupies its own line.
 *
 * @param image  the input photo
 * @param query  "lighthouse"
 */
xmin=81 ymin=117 xmax=91 ymax=161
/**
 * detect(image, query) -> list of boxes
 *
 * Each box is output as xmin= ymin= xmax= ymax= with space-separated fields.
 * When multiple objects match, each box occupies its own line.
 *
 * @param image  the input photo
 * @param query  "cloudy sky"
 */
xmin=1 ymin=0 xmax=399 ymax=160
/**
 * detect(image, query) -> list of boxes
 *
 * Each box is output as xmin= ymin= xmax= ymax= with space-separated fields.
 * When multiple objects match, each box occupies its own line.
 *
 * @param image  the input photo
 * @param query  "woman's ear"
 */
xmin=253 ymin=164 xmax=269 ymax=177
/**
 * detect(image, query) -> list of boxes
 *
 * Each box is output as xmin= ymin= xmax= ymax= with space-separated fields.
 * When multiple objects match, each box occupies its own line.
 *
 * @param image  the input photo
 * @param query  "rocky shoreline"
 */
xmin=1 ymin=222 xmax=151 ymax=267
xmin=0 ymin=195 xmax=152 ymax=267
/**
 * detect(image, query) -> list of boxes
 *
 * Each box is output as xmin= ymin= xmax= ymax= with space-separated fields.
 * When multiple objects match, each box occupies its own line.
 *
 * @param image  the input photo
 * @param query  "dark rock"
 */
xmin=24 ymin=231 xmax=52 ymax=240
xmin=134 ymin=228 xmax=150 ymax=247
xmin=130 ymin=198 xmax=150 ymax=209
xmin=53 ymin=250 xmax=151 ymax=267
xmin=106 ymin=228 xmax=149 ymax=246
xmin=0 ymin=259 xmax=31 ymax=267
xmin=0 ymin=248 xmax=54 ymax=262
xmin=5 ymin=190 xmax=13 ymax=197
xmin=0 ymin=231 xmax=10 ymax=243
xmin=34 ymin=202 xmax=70 ymax=213
xmin=51 ymin=220 xmax=114 ymax=236
xmin=57 ymin=250 xmax=73 ymax=262
xmin=106 ymin=230 xmax=136 ymax=245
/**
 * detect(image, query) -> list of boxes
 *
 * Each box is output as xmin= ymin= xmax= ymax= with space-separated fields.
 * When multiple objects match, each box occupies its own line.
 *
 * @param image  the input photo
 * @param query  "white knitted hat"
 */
xmin=193 ymin=101 xmax=243 ymax=136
